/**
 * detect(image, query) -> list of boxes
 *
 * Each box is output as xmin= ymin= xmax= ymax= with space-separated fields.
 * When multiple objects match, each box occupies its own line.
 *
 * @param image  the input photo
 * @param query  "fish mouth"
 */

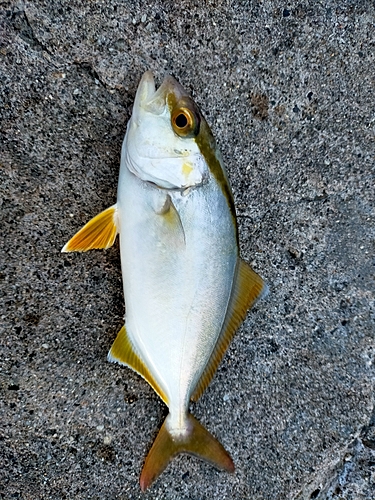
xmin=134 ymin=71 xmax=190 ymax=116
xmin=134 ymin=71 xmax=156 ymax=105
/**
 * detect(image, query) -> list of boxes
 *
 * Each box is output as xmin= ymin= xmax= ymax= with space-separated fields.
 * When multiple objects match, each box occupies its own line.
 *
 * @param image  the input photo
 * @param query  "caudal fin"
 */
xmin=140 ymin=413 xmax=234 ymax=491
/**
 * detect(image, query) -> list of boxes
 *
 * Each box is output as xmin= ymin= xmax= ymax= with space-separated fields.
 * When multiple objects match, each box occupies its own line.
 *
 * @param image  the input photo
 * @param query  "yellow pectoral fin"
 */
xmin=191 ymin=258 xmax=268 ymax=402
xmin=61 ymin=204 xmax=118 ymax=252
xmin=108 ymin=325 xmax=168 ymax=405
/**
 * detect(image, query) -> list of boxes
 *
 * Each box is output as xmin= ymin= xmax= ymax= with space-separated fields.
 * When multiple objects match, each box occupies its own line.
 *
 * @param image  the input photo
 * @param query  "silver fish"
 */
xmin=62 ymin=71 xmax=266 ymax=490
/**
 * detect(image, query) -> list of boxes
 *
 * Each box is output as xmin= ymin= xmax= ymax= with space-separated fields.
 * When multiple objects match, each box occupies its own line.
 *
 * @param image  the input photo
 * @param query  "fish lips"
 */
xmin=133 ymin=71 xmax=190 ymax=117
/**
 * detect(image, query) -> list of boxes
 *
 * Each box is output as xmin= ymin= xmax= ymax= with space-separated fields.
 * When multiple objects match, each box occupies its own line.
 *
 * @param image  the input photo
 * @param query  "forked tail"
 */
xmin=140 ymin=412 xmax=234 ymax=491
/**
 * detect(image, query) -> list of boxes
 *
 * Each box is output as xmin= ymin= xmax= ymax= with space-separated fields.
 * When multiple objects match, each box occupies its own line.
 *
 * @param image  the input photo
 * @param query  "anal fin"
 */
xmin=108 ymin=325 xmax=168 ymax=405
xmin=191 ymin=259 xmax=267 ymax=402
xmin=62 ymin=204 xmax=118 ymax=252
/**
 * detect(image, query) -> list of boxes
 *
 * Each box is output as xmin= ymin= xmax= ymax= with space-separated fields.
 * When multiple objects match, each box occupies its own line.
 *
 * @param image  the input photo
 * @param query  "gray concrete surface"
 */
xmin=1 ymin=1 xmax=374 ymax=499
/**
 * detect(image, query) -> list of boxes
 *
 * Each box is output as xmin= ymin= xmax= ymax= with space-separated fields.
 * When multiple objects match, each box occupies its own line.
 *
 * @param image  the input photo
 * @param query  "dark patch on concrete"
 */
xmin=249 ymin=92 xmax=269 ymax=120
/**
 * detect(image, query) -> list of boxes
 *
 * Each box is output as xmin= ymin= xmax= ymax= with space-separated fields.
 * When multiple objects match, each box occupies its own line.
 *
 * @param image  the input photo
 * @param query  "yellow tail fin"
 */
xmin=140 ymin=413 xmax=234 ymax=491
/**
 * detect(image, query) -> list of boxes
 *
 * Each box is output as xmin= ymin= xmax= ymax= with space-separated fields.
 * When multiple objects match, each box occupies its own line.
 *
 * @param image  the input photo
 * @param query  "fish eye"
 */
xmin=171 ymin=104 xmax=200 ymax=138
xmin=175 ymin=113 xmax=188 ymax=128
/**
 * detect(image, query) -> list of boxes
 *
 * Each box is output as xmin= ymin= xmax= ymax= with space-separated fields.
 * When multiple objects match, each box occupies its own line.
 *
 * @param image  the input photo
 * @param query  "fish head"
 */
xmin=124 ymin=71 xmax=211 ymax=190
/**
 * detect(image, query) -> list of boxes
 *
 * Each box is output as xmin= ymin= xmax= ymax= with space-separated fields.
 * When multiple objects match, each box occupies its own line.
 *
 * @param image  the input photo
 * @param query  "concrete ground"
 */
xmin=1 ymin=1 xmax=374 ymax=499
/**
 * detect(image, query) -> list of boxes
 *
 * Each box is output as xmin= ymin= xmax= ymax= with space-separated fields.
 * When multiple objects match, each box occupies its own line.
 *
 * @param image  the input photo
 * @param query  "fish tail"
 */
xmin=140 ymin=413 xmax=234 ymax=491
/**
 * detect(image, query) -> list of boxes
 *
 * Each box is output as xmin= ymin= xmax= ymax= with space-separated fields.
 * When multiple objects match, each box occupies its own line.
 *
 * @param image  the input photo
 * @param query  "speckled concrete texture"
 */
xmin=1 ymin=1 xmax=374 ymax=499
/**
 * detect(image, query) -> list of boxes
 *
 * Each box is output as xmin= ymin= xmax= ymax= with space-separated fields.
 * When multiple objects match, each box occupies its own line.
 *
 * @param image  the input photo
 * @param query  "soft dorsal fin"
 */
xmin=191 ymin=259 xmax=267 ymax=402
xmin=61 ymin=204 xmax=118 ymax=252
xmin=108 ymin=325 xmax=168 ymax=405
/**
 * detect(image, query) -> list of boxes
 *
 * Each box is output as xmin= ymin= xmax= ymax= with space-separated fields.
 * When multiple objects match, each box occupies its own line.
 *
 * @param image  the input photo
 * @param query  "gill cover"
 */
xmin=124 ymin=72 xmax=207 ymax=189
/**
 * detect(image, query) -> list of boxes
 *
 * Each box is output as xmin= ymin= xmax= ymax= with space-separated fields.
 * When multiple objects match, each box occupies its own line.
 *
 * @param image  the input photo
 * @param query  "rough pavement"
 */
xmin=1 ymin=1 xmax=374 ymax=499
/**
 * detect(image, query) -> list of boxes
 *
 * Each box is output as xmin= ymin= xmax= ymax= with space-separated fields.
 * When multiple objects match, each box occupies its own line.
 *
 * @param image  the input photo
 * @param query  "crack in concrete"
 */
xmin=72 ymin=60 xmax=109 ymax=91
xmin=9 ymin=8 xmax=52 ymax=56
xmin=295 ymin=405 xmax=375 ymax=499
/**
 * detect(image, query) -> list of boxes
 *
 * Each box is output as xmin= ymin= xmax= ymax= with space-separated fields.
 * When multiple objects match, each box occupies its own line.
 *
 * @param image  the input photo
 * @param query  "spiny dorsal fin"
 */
xmin=61 ymin=204 xmax=118 ymax=252
xmin=191 ymin=259 xmax=267 ymax=402
xmin=108 ymin=325 xmax=168 ymax=405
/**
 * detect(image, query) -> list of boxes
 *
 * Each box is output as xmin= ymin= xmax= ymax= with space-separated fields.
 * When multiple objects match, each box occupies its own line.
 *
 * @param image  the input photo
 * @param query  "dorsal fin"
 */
xmin=61 ymin=204 xmax=118 ymax=252
xmin=191 ymin=259 xmax=267 ymax=402
xmin=108 ymin=325 xmax=168 ymax=405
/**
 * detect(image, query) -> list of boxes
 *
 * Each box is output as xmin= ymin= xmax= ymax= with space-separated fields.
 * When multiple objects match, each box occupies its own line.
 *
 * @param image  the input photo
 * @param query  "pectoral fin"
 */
xmin=62 ymin=204 xmax=118 ymax=252
xmin=191 ymin=259 xmax=267 ymax=402
xmin=108 ymin=325 xmax=168 ymax=405
xmin=156 ymin=194 xmax=185 ymax=246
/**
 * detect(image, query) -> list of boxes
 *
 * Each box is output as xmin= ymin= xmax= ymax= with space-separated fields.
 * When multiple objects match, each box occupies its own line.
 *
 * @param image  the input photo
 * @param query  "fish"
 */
xmin=62 ymin=71 xmax=267 ymax=490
